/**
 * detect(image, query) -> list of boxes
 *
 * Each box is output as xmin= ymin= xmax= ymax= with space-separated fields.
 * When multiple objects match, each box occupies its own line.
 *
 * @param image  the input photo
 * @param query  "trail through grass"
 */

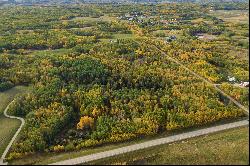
xmin=0 ymin=86 xmax=31 ymax=157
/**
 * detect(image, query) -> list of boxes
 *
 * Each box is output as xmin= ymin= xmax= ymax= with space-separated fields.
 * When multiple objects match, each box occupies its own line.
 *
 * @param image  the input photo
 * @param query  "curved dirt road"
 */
xmin=0 ymin=100 xmax=25 ymax=165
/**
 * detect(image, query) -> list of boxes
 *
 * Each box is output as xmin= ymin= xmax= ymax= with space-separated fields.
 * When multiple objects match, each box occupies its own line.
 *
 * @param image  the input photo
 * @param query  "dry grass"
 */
xmin=210 ymin=10 xmax=249 ymax=24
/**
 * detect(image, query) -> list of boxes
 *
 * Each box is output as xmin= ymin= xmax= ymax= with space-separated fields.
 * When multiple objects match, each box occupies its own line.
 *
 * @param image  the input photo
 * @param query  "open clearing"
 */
xmin=151 ymin=29 xmax=183 ymax=37
xmin=196 ymin=33 xmax=217 ymax=41
xmin=72 ymin=15 xmax=116 ymax=22
xmin=210 ymin=10 xmax=249 ymax=24
xmin=87 ymin=127 xmax=249 ymax=165
xmin=99 ymin=33 xmax=135 ymax=42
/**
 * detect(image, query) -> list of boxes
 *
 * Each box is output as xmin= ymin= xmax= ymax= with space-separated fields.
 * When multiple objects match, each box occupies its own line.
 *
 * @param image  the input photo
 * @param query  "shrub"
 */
xmin=65 ymin=143 xmax=75 ymax=152
xmin=53 ymin=145 xmax=65 ymax=152
xmin=0 ymin=81 xmax=14 ymax=92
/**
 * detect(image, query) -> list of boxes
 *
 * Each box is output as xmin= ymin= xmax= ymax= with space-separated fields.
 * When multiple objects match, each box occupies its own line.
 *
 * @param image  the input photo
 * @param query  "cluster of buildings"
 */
xmin=159 ymin=18 xmax=178 ymax=25
xmin=240 ymin=81 xmax=249 ymax=87
xmin=118 ymin=12 xmax=179 ymax=26
xmin=228 ymin=76 xmax=249 ymax=87
xmin=118 ymin=12 xmax=149 ymax=23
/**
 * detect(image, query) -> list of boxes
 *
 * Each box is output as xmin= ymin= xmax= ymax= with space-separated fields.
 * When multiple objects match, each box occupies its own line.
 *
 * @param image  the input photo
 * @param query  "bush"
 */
xmin=155 ymin=32 xmax=166 ymax=37
xmin=0 ymin=81 xmax=14 ymax=92
xmin=65 ymin=143 xmax=75 ymax=151
xmin=53 ymin=145 xmax=65 ymax=152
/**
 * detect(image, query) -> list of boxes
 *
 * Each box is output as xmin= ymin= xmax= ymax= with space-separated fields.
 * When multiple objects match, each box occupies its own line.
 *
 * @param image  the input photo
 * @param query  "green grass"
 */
xmin=72 ymin=15 xmax=116 ymax=22
xmin=99 ymin=33 xmax=135 ymax=42
xmin=87 ymin=127 xmax=249 ymax=165
xmin=0 ymin=117 xmax=21 ymax=157
xmin=112 ymin=33 xmax=135 ymax=39
xmin=0 ymin=86 xmax=31 ymax=157
xmin=30 ymin=48 xmax=73 ymax=57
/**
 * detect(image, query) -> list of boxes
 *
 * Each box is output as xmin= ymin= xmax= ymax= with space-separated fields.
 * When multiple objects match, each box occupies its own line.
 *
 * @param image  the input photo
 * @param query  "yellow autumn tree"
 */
xmin=77 ymin=116 xmax=94 ymax=130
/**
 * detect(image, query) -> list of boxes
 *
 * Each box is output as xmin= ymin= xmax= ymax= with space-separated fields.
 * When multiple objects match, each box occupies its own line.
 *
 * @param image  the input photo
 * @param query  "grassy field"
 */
xmin=151 ymin=29 xmax=183 ymax=37
xmin=210 ymin=10 xmax=249 ymax=24
xmin=99 ymin=33 xmax=135 ymax=42
xmin=87 ymin=127 xmax=249 ymax=165
xmin=72 ymin=15 xmax=116 ymax=22
xmin=0 ymin=86 xmax=31 ymax=157
xmin=30 ymin=48 xmax=73 ymax=57
xmin=227 ymin=48 xmax=249 ymax=61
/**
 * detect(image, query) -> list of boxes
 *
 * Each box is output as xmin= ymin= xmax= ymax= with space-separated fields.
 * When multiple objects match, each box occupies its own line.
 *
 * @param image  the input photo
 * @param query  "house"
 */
xmin=160 ymin=20 xmax=169 ymax=25
xmin=240 ymin=82 xmax=249 ymax=87
xmin=209 ymin=7 xmax=214 ymax=12
xmin=110 ymin=39 xmax=117 ymax=43
xmin=165 ymin=35 xmax=177 ymax=42
xmin=125 ymin=13 xmax=130 ymax=17
xmin=228 ymin=76 xmax=236 ymax=82
xmin=196 ymin=33 xmax=204 ymax=39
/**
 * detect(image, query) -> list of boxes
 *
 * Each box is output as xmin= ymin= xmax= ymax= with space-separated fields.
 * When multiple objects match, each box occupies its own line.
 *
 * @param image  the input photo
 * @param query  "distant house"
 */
xmin=209 ymin=7 xmax=214 ymax=12
xmin=228 ymin=76 xmax=236 ymax=82
xmin=125 ymin=13 xmax=130 ymax=17
xmin=196 ymin=33 xmax=204 ymax=39
xmin=160 ymin=20 xmax=169 ymax=25
xmin=110 ymin=39 xmax=117 ymax=43
xmin=240 ymin=82 xmax=249 ymax=87
xmin=165 ymin=35 xmax=177 ymax=42
xmin=169 ymin=35 xmax=176 ymax=40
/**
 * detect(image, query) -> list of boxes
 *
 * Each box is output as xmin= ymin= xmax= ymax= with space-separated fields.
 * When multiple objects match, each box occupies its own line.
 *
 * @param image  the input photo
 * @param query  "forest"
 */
xmin=0 ymin=2 xmax=248 ymax=161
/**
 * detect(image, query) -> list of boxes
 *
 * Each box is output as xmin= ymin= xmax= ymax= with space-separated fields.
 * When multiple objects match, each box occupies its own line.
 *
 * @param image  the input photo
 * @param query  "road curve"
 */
xmin=0 ymin=100 xmax=25 ymax=164
xmin=50 ymin=120 xmax=249 ymax=165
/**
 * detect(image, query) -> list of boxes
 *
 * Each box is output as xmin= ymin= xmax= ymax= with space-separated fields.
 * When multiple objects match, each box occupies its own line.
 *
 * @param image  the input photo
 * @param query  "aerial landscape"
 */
xmin=0 ymin=0 xmax=249 ymax=165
